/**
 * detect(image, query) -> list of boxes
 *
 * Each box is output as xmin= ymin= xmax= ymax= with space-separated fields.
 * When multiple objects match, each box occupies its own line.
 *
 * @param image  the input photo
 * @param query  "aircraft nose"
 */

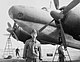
xmin=8 ymin=5 xmax=24 ymax=19
xmin=8 ymin=6 xmax=15 ymax=19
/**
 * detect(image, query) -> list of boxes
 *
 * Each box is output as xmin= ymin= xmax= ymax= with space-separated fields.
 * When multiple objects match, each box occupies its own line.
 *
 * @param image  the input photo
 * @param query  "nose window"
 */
xmin=18 ymin=12 xmax=23 ymax=18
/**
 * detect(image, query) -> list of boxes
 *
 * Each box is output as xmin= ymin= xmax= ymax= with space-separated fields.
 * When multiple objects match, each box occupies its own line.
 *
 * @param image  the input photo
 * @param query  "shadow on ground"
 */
xmin=0 ymin=59 xmax=80 ymax=62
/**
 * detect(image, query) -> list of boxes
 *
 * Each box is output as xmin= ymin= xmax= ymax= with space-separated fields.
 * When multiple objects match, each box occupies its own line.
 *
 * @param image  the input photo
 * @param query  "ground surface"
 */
xmin=0 ymin=59 xmax=80 ymax=62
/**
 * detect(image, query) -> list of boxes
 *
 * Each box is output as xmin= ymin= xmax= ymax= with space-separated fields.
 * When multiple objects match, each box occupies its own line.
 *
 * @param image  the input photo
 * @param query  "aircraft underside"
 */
xmin=7 ymin=4 xmax=80 ymax=49
xmin=13 ymin=19 xmax=80 ymax=49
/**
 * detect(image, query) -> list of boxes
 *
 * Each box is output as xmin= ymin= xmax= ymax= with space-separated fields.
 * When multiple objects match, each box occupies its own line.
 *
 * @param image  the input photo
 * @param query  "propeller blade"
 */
xmin=7 ymin=27 xmax=13 ymax=33
xmin=13 ymin=22 xmax=16 ymax=28
xmin=7 ymin=19 xmax=19 ymax=40
xmin=3 ymin=34 xmax=10 ymax=36
xmin=58 ymin=19 xmax=67 ymax=49
xmin=13 ymin=32 xmax=18 ymax=41
xmin=53 ymin=0 xmax=59 ymax=9
xmin=39 ymin=19 xmax=54 ymax=32
xmin=7 ymin=22 xmax=12 ymax=28
xmin=63 ymin=0 xmax=80 ymax=14
xmin=13 ymin=20 xmax=19 ymax=30
xmin=7 ymin=21 xmax=18 ymax=39
xmin=8 ymin=34 xmax=12 ymax=39
xmin=7 ymin=22 xmax=13 ymax=39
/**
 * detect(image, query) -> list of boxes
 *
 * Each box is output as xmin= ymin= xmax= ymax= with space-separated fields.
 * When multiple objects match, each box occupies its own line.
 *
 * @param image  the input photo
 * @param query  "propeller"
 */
xmin=38 ymin=0 xmax=59 ymax=33
xmin=38 ymin=1 xmax=59 ymax=33
xmin=53 ymin=0 xmax=59 ymax=10
xmin=50 ymin=11 xmax=67 ymax=49
xmin=7 ymin=22 xmax=12 ymax=28
xmin=50 ymin=0 xmax=80 ymax=50
xmin=39 ymin=19 xmax=55 ymax=32
xmin=7 ymin=22 xmax=19 ymax=41
xmin=58 ymin=19 xmax=67 ymax=50
xmin=62 ymin=0 xmax=80 ymax=14
xmin=53 ymin=0 xmax=80 ymax=14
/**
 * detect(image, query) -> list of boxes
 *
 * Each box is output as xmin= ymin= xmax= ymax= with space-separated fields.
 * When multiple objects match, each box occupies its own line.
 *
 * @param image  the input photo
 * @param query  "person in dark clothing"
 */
xmin=58 ymin=45 xmax=65 ymax=62
xmin=23 ymin=29 xmax=42 ymax=62
xmin=15 ymin=48 xmax=20 ymax=58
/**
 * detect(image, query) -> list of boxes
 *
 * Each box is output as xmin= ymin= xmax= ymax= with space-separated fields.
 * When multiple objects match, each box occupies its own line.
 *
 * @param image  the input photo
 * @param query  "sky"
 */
xmin=1 ymin=0 xmax=80 ymax=60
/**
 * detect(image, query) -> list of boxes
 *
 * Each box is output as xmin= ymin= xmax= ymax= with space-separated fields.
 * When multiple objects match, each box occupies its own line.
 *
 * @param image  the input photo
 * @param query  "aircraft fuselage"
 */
xmin=8 ymin=5 xmax=80 ymax=49
xmin=9 ymin=5 xmax=80 ymax=40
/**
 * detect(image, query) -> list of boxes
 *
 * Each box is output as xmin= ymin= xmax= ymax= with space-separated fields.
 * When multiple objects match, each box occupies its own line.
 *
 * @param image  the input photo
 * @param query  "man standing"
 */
xmin=23 ymin=29 xmax=41 ymax=62
xmin=15 ymin=48 xmax=20 ymax=58
xmin=58 ymin=45 xmax=65 ymax=62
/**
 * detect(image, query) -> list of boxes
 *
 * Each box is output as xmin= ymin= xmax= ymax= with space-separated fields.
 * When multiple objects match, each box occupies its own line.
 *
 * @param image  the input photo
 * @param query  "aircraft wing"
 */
xmin=15 ymin=19 xmax=80 ymax=49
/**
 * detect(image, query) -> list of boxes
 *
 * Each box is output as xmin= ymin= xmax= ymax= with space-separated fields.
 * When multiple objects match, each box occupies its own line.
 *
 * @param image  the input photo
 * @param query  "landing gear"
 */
xmin=52 ymin=45 xmax=72 ymax=62
xmin=52 ymin=19 xmax=72 ymax=62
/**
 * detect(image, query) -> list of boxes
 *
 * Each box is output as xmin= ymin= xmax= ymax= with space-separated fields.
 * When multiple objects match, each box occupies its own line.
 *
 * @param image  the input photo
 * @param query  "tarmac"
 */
xmin=0 ymin=59 xmax=80 ymax=62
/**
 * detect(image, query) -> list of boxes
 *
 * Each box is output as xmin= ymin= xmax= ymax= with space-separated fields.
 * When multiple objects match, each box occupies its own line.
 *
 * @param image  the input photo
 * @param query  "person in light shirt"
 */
xmin=23 ymin=29 xmax=41 ymax=62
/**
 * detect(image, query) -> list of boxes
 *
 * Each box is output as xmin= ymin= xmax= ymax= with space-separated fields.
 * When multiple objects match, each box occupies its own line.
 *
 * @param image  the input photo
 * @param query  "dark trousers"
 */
xmin=33 ymin=58 xmax=40 ymax=62
xmin=59 ymin=56 xmax=64 ymax=62
xmin=26 ymin=58 xmax=33 ymax=62
xmin=16 ymin=52 xmax=19 ymax=56
xmin=26 ymin=57 xmax=40 ymax=62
